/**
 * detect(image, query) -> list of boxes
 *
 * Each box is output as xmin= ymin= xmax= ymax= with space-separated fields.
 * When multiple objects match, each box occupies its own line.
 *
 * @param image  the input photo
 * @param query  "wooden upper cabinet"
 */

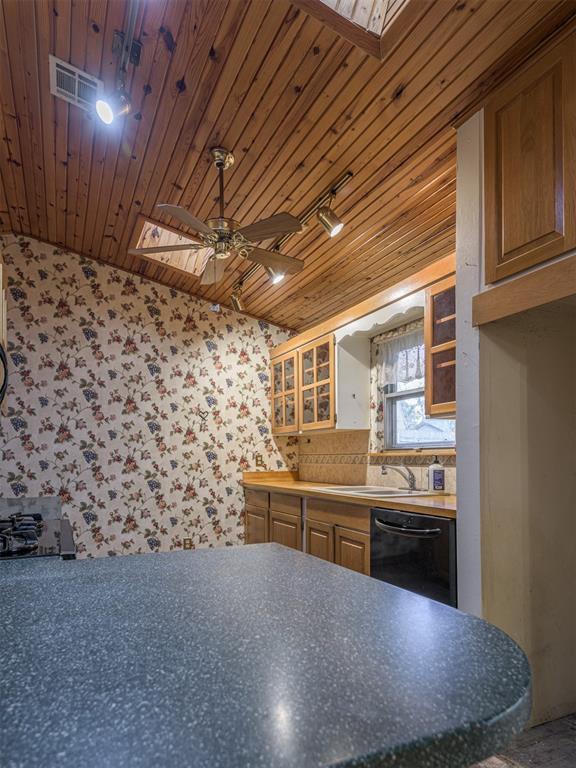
xmin=298 ymin=334 xmax=335 ymax=431
xmin=484 ymin=32 xmax=576 ymax=283
xmin=425 ymin=276 xmax=456 ymax=417
xmin=271 ymin=351 xmax=299 ymax=435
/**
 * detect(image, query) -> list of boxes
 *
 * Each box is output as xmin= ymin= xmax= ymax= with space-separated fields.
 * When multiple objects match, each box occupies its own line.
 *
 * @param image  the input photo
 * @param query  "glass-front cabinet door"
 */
xmin=271 ymin=351 xmax=299 ymax=434
xmin=298 ymin=334 xmax=335 ymax=431
xmin=424 ymin=276 xmax=456 ymax=417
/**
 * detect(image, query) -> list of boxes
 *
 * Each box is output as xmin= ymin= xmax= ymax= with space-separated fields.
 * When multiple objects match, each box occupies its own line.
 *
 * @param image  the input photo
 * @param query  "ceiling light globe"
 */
xmin=317 ymin=206 xmax=344 ymax=237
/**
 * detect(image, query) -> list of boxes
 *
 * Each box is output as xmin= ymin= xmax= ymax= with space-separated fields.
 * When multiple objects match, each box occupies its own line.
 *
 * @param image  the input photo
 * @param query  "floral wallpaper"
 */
xmin=0 ymin=235 xmax=296 ymax=558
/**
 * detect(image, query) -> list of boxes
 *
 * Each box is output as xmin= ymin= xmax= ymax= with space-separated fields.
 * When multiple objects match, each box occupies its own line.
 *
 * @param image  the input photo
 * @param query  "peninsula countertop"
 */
xmin=1 ymin=544 xmax=529 ymax=767
xmin=243 ymin=474 xmax=457 ymax=518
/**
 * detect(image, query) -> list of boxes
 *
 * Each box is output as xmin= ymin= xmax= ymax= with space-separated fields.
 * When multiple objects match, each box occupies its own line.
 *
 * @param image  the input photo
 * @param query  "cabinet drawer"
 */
xmin=269 ymin=510 xmax=302 ymax=550
xmin=306 ymin=497 xmax=369 ymax=533
xmin=245 ymin=504 xmax=268 ymax=545
xmin=334 ymin=526 xmax=370 ymax=576
xmin=270 ymin=492 xmax=302 ymax=516
xmin=244 ymin=488 xmax=269 ymax=510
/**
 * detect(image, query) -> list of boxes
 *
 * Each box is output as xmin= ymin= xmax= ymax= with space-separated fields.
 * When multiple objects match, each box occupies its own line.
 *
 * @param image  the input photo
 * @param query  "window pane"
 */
xmin=302 ymin=392 xmax=315 ymax=423
xmin=285 ymin=394 xmax=296 ymax=426
xmin=302 ymin=350 xmax=314 ymax=386
xmin=393 ymin=394 xmax=455 ymax=447
xmin=284 ymin=358 xmax=294 ymax=391
xmin=316 ymin=342 xmax=330 ymax=366
xmin=316 ymin=384 xmax=330 ymax=422
xmin=273 ymin=397 xmax=283 ymax=427
xmin=273 ymin=363 xmax=283 ymax=394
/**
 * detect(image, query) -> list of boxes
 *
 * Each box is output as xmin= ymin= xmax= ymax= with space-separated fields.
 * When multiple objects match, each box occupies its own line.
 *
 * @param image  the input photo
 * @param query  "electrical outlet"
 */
xmin=183 ymin=538 xmax=193 ymax=550
xmin=255 ymin=453 xmax=265 ymax=468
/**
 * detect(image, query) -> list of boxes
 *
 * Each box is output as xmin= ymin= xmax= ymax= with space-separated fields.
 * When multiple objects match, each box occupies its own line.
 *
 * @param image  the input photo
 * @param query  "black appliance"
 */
xmin=0 ymin=341 xmax=7 ymax=407
xmin=370 ymin=508 xmax=456 ymax=607
xmin=0 ymin=510 xmax=76 ymax=560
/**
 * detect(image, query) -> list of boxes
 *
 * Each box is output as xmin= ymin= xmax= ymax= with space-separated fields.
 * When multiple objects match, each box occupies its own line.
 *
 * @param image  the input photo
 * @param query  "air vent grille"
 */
xmin=49 ymin=55 xmax=103 ymax=112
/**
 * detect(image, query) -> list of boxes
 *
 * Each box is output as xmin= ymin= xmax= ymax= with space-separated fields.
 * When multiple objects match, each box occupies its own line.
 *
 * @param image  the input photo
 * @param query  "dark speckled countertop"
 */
xmin=1 ymin=544 xmax=530 ymax=768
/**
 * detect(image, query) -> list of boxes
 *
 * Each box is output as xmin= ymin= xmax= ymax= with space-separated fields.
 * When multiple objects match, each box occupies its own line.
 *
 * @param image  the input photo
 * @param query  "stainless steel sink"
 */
xmin=311 ymin=485 xmax=433 ymax=497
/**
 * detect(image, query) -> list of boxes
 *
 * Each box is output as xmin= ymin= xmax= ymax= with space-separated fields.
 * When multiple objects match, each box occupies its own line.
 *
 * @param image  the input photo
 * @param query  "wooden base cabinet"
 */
xmin=269 ymin=509 xmax=302 ymax=550
xmin=245 ymin=505 xmax=269 ymax=545
xmin=334 ymin=526 xmax=370 ymax=576
xmin=305 ymin=519 xmax=334 ymax=562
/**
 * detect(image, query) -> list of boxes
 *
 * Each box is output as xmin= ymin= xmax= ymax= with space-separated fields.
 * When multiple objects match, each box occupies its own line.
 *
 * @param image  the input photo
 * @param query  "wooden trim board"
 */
xmin=472 ymin=254 xmax=576 ymax=326
xmin=272 ymin=253 xmax=455 ymax=357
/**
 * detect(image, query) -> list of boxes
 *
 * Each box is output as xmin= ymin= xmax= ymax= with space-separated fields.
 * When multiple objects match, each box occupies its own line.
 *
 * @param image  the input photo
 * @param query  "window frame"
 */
xmin=385 ymin=388 xmax=456 ymax=450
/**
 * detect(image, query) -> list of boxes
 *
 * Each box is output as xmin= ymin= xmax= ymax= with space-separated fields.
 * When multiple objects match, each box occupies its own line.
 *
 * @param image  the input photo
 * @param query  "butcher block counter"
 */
xmin=242 ymin=472 xmax=457 ymax=518
xmin=242 ymin=472 xmax=457 ymax=578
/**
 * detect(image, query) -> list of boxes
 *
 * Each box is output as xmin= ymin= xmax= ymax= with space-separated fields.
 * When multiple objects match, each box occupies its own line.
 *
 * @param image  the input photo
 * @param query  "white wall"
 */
xmin=455 ymin=111 xmax=484 ymax=615
xmin=480 ymin=299 xmax=576 ymax=723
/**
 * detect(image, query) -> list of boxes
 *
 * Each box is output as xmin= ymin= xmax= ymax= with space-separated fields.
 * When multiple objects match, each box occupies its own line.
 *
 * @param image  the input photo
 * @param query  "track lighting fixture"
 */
xmin=96 ymin=0 xmax=140 ymax=125
xmin=230 ymin=290 xmax=244 ymax=313
xmin=96 ymin=90 xmax=131 ymax=125
xmin=317 ymin=205 xmax=344 ymax=237
xmin=230 ymin=170 xmax=352 ymax=304
xmin=265 ymin=266 xmax=285 ymax=285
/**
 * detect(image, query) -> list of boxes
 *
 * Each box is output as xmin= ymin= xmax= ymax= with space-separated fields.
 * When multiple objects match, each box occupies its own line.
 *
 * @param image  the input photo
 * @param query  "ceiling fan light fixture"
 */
xmin=317 ymin=206 xmax=344 ymax=238
xmin=95 ymin=90 xmax=131 ymax=125
xmin=230 ymin=290 xmax=244 ymax=313
xmin=265 ymin=266 xmax=285 ymax=285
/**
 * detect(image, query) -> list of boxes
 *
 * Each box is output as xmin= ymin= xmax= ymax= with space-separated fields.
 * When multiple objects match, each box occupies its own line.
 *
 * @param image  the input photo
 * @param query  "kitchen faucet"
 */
xmin=381 ymin=464 xmax=417 ymax=491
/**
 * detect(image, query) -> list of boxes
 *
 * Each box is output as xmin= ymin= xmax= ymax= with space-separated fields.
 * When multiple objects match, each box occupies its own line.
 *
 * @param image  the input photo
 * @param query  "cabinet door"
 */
xmin=425 ymin=276 xmax=456 ymax=417
xmin=305 ymin=519 xmax=334 ymax=562
xmin=334 ymin=527 xmax=370 ymax=576
xmin=269 ymin=510 xmax=302 ymax=550
xmin=484 ymin=33 xmax=576 ymax=282
xmin=298 ymin=334 xmax=335 ymax=431
xmin=271 ymin=351 xmax=299 ymax=434
xmin=245 ymin=504 xmax=268 ymax=545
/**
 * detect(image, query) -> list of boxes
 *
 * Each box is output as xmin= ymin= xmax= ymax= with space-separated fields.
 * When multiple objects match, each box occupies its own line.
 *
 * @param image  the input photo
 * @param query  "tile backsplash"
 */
xmin=296 ymin=431 xmax=455 ymax=492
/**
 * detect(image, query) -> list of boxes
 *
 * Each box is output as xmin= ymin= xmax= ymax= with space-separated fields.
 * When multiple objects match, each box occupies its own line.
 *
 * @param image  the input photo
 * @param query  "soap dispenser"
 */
xmin=428 ymin=456 xmax=445 ymax=492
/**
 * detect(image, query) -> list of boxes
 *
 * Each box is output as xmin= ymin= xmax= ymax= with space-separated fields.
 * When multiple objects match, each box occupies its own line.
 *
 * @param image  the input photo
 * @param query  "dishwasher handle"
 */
xmin=374 ymin=518 xmax=442 ymax=539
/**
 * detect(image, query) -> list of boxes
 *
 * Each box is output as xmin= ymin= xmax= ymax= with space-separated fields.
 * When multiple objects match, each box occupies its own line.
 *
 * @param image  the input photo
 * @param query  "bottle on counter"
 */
xmin=428 ymin=456 xmax=445 ymax=493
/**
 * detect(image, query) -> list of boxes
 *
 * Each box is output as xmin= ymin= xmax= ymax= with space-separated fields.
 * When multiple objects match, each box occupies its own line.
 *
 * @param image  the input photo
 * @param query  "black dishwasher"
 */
xmin=370 ymin=508 xmax=457 ymax=607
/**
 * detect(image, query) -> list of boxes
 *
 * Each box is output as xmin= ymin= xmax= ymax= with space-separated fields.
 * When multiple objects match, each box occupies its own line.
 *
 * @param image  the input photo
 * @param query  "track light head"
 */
xmin=265 ymin=266 xmax=285 ymax=285
xmin=95 ymin=90 xmax=131 ymax=125
xmin=317 ymin=205 xmax=344 ymax=237
xmin=230 ymin=290 xmax=244 ymax=313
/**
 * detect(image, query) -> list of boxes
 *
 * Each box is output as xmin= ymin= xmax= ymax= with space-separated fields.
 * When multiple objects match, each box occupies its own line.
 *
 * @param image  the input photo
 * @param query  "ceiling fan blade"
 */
xmin=237 ymin=212 xmax=302 ymax=242
xmin=200 ymin=257 xmax=228 ymax=285
xmin=156 ymin=203 xmax=213 ymax=236
xmin=128 ymin=242 xmax=203 ymax=256
xmin=245 ymin=247 xmax=304 ymax=275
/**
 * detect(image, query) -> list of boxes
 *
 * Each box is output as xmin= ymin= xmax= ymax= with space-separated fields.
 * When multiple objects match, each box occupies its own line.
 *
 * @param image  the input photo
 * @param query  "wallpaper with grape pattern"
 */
xmin=0 ymin=235 xmax=296 ymax=558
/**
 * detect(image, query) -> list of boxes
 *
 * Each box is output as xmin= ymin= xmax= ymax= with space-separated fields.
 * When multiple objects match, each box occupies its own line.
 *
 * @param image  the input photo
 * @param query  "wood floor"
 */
xmin=474 ymin=714 xmax=576 ymax=768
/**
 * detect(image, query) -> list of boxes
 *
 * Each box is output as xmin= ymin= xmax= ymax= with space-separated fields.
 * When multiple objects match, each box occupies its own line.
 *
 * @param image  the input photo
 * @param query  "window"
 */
xmin=371 ymin=323 xmax=455 ymax=450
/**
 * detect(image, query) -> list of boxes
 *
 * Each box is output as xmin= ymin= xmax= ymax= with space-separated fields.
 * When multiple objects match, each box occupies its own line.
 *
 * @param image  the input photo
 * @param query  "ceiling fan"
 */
xmin=128 ymin=147 xmax=304 ymax=285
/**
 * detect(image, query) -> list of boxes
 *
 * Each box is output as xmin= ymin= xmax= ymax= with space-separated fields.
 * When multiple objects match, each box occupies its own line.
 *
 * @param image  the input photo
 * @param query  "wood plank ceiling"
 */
xmin=0 ymin=0 xmax=574 ymax=330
